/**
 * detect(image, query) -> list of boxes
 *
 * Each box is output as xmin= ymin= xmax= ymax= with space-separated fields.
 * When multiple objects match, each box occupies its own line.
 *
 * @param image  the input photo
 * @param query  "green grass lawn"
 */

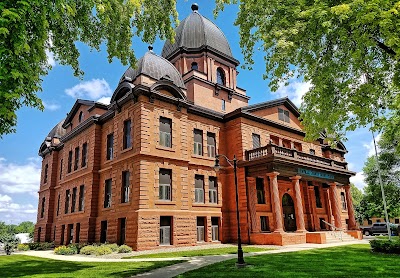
xmin=122 ymin=246 xmax=273 ymax=259
xmin=0 ymin=255 xmax=182 ymax=278
xmin=176 ymin=245 xmax=400 ymax=278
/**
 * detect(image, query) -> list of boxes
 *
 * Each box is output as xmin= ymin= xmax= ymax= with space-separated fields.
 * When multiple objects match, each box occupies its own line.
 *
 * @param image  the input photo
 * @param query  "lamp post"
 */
xmin=214 ymin=154 xmax=246 ymax=266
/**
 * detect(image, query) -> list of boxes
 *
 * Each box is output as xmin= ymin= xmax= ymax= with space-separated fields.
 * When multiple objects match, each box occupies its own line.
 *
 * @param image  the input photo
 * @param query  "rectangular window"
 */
xmin=320 ymin=218 xmax=326 ymax=230
xmin=71 ymin=187 xmax=77 ymax=213
xmin=211 ymin=217 xmax=219 ymax=241
xmin=193 ymin=129 xmax=203 ymax=155
xmin=60 ymin=225 xmax=65 ymax=245
xmin=118 ymin=218 xmax=126 ymax=245
xmin=56 ymin=194 xmax=60 ymax=216
xmin=65 ymin=189 xmax=70 ymax=214
xmin=81 ymin=143 xmax=87 ymax=167
xmin=106 ymin=133 xmax=114 ymax=160
xmin=53 ymin=226 xmax=56 ymax=242
xmin=100 ymin=221 xmax=107 ymax=243
xmin=256 ymin=178 xmax=266 ymax=204
xmin=207 ymin=132 xmax=216 ymax=158
xmin=67 ymin=151 xmax=72 ymax=173
xmin=260 ymin=216 xmax=270 ymax=232
xmin=197 ymin=217 xmax=205 ymax=242
xmin=67 ymin=224 xmax=74 ymax=244
xmin=314 ymin=186 xmax=322 ymax=208
xmin=121 ymin=171 xmax=130 ymax=203
xmin=278 ymin=108 xmax=290 ymax=123
xmin=341 ymin=192 xmax=347 ymax=210
xmin=59 ymin=159 xmax=63 ymax=180
xmin=40 ymin=197 xmax=45 ymax=218
xmin=75 ymin=223 xmax=80 ymax=243
xmin=78 ymin=185 xmax=84 ymax=211
xmin=44 ymin=164 xmax=48 ymax=183
xmin=159 ymin=169 xmax=172 ymax=200
xmin=37 ymin=227 xmax=41 ymax=242
xmin=160 ymin=216 xmax=172 ymax=245
xmin=209 ymin=177 xmax=218 ymax=204
xmin=222 ymin=99 xmax=226 ymax=111
xmin=252 ymin=133 xmax=261 ymax=149
xmin=104 ymin=179 xmax=112 ymax=208
xmin=74 ymin=146 xmax=80 ymax=170
xmin=195 ymin=175 xmax=204 ymax=203
xmin=310 ymin=149 xmax=315 ymax=155
xmin=159 ymin=117 xmax=172 ymax=148
xmin=123 ymin=119 xmax=132 ymax=149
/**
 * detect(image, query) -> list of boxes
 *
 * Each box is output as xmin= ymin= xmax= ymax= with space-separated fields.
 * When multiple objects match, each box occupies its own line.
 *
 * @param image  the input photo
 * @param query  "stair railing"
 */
xmin=322 ymin=220 xmax=343 ymax=241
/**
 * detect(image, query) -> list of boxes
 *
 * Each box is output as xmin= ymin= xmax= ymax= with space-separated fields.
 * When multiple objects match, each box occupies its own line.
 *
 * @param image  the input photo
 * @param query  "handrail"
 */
xmin=322 ymin=220 xmax=343 ymax=241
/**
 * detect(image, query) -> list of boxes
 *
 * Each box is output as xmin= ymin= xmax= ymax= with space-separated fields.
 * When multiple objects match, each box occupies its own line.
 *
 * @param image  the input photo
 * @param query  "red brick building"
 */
xmin=35 ymin=5 xmax=359 ymax=249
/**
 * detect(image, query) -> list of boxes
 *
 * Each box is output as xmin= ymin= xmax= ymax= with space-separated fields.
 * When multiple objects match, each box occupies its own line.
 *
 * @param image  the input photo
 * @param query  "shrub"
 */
xmin=0 ymin=233 xmax=19 ymax=255
xmin=103 ymin=243 xmax=118 ymax=252
xmin=28 ymin=242 xmax=54 ymax=250
xmin=54 ymin=245 xmax=78 ymax=255
xmin=69 ymin=243 xmax=89 ymax=254
xmin=370 ymin=239 xmax=400 ymax=254
xmin=118 ymin=245 xmax=132 ymax=253
xmin=80 ymin=245 xmax=98 ymax=255
xmin=17 ymin=244 xmax=30 ymax=251
xmin=94 ymin=245 xmax=112 ymax=256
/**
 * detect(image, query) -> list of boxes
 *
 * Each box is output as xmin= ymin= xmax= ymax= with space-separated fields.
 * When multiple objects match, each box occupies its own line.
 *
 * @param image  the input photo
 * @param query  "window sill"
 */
xmin=119 ymin=202 xmax=131 ymax=206
xmin=155 ymin=200 xmax=176 ymax=205
xmin=192 ymin=203 xmax=222 ymax=208
xmin=156 ymin=145 xmax=175 ymax=152
xmin=103 ymin=207 xmax=112 ymax=211
xmin=191 ymin=155 xmax=216 ymax=161
xmin=121 ymin=147 xmax=133 ymax=154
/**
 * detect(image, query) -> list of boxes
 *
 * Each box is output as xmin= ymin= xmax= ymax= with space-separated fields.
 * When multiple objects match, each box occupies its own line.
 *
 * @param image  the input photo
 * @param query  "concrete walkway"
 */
xmin=20 ymin=239 xmax=370 ymax=278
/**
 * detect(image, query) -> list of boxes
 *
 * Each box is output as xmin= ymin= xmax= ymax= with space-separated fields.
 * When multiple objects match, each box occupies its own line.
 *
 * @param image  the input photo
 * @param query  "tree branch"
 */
xmin=373 ymin=37 xmax=397 ymax=56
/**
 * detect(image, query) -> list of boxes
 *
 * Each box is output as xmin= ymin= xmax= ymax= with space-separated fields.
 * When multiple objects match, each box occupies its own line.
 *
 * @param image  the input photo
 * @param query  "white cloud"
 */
xmin=0 ymin=194 xmax=37 ymax=224
xmin=0 ymin=194 xmax=12 ymax=202
xmin=97 ymin=96 xmax=111 ymax=105
xmin=65 ymin=78 xmax=112 ymax=100
xmin=363 ymin=133 xmax=381 ymax=157
xmin=0 ymin=157 xmax=41 ymax=194
xmin=272 ymin=78 xmax=312 ymax=106
xmin=46 ymin=50 xmax=56 ymax=67
xmin=350 ymin=171 xmax=366 ymax=191
xmin=42 ymin=101 xmax=61 ymax=111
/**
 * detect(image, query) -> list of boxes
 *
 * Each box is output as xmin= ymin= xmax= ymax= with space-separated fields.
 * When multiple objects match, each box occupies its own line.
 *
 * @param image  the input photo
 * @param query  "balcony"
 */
xmin=245 ymin=144 xmax=348 ymax=170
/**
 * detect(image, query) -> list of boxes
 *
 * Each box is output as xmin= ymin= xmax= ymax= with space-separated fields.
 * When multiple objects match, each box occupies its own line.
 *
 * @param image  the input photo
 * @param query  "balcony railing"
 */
xmin=245 ymin=144 xmax=348 ymax=170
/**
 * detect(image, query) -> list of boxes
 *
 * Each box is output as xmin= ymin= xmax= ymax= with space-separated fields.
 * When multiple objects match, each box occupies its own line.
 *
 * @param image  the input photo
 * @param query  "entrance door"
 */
xmin=282 ymin=193 xmax=296 ymax=231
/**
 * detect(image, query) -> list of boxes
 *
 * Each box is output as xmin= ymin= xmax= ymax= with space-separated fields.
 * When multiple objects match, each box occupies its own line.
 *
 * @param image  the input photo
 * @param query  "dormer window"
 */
xmin=78 ymin=111 xmax=84 ymax=123
xmin=191 ymin=62 xmax=198 ymax=70
xmin=278 ymin=108 xmax=290 ymax=123
xmin=216 ymin=68 xmax=225 ymax=85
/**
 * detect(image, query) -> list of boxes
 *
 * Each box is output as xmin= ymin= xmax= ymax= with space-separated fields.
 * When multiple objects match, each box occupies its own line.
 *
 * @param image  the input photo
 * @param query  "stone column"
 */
xmin=267 ymin=172 xmax=283 ymax=233
xmin=344 ymin=185 xmax=357 ymax=230
xmin=329 ymin=182 xmax=343 ymax=229
xmin=307 ymin=185 xmax=318 ymax=231
xmin=291 ymin=176 xmax=306 ymax=232
xmin=323 ymin=187 xmax=333 ymax=228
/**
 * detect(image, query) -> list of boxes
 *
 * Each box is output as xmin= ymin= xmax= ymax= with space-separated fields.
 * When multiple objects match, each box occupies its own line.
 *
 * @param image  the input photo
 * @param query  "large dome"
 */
xmin=120 ymin=47 xmax=185 ymax=89
xmin=162 ymin=4 xmax=234 ymax=60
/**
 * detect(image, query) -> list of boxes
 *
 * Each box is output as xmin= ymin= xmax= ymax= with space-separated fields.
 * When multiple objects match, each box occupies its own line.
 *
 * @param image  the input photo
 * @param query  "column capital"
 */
xmin=329 ymin=182 xmax=337 ymax=187
xmin=343 ymin=184 xmax=351 ymax=190
xmin=266 ymin=171 xmax=280 ymax=178
xmin=289 ymin=175 xmax=302 ymax=181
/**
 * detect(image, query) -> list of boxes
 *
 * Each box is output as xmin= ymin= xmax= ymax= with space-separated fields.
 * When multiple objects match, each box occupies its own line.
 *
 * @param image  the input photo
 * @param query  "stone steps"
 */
xmin=324 ymin=231 xmax=357 ymax=243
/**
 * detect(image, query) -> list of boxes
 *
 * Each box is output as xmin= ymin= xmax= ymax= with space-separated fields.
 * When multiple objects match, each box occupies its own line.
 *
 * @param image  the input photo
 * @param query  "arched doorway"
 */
xmin=282 ymin=193 xmax=296 ymax=232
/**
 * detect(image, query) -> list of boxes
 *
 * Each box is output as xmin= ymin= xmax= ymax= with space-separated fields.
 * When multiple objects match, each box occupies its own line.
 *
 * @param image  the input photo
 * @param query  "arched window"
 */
xmin=216 ymin=68 xmax=225 ymax=85
xmin=78 ymin=111 xmax=84 ymax=123
xmin=191 ymin=62 xmax=198 ymax=70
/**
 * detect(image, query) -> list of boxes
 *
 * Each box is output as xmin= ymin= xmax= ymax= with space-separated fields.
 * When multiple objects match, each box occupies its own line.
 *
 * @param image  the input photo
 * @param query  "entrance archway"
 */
xmin=282 ymin=193 xmax=296 ymax=231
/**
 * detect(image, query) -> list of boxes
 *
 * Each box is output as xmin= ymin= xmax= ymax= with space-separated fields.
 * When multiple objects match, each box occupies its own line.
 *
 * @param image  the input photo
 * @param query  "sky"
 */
xmin=0 ymin=1 xmax=375 ymax=224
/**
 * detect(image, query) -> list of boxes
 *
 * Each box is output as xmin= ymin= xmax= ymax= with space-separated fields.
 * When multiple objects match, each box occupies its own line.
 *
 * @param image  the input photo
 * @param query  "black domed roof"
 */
xmin=161 ymin=6 xmax=234 ymax=61
xmin=120 ymin=49 xmax=185 ymax=89
xmin=47 ymin=119 xmax=66 ymax=139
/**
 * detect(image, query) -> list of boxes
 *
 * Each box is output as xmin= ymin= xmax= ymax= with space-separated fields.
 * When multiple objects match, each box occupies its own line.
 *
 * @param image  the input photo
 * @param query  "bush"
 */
xmin=80 ymin=245 xmax=98 ymax=255
xmin=118 ymin=245 xmax=132 ymax=253
xmin=0 ymin=233 xmax=19 ymax=255
xmin=94 ymin=245 xmax=112 ymax=256
xmin=17 ymin=244 xmax=30 ymax=251
xmin=370 ymin=239 xmax=400 ymax=254
xmin=103 ymin=243 xmax=118 ymax=252
xmin=54 ymin=245 xmax=78 ymax=255
xmin=28 ymin=242 xmax=54 ymax=250
xmin=69 ymin=243 xmax=89 ymax=254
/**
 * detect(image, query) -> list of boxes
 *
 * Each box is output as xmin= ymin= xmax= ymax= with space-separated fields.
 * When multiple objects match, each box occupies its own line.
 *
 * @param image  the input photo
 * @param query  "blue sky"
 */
xmin=0 ymin=1 xmax=373 ymax=224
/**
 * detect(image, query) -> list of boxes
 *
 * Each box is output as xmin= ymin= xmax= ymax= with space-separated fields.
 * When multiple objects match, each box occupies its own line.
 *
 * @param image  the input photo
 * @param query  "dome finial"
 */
xmin=148 ymin=45 xmax=153 ymax=51
xmin=191 ymin=3 xmax=199 ymax=11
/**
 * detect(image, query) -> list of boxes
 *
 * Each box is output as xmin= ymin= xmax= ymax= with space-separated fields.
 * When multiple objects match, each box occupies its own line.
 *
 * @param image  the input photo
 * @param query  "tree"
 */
xmin=0 ymin=0 xmax=178 ymax=136
xmin=350 ymin=184 xmax=364 ymax=224
xmin=216 ymin=0 xmax=400 ymax=147
xmin=15 ymin=221 xmax=35 ymax=234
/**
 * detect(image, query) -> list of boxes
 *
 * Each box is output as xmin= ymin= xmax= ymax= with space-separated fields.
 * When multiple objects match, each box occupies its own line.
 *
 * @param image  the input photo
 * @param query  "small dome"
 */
xmin=120 ymin=50 xmax=185 ymax=89
xmin=162 ymin=6 xmax=234 ymax=60
xmin=47 ymin=119 xmax=67 ymax=139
